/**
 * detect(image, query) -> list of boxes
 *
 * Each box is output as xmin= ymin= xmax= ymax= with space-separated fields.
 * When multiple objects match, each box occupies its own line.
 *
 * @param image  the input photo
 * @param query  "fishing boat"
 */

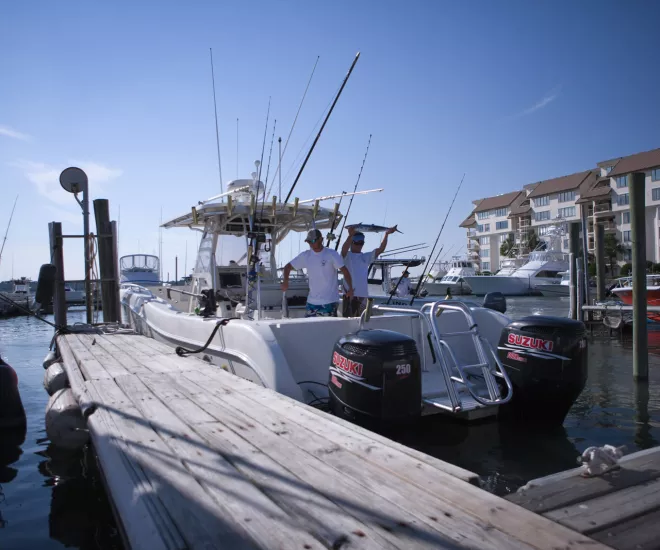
xmin=463 ymin=225 xmax=569 ymax=296
xmin=610 ymin=275 xmax=660 ymax=322
xmin=119 ymin=254 xmax=161 ymax=285
xmin=536 ymin=271 xmax=571 ymax=297
xmin=121 ymin=173 xmax=588 ymax=427
xmin=0 ymin=277 xmax=36 ymax=315
xmin=422 ymin=256 xmax=475 ymax=296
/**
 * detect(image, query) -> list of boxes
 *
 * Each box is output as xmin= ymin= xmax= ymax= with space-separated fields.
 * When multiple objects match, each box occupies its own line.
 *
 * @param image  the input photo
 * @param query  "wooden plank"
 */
xmin=544 ymin=476 xmax=660 ymax=534
xmin=84 ymin=382 xmax=185 ymax=550
xmin=86 ymin=334 xmax=152 ymax=375
xmin=507 ymin=447 xmax=660 ymax=513
xmin=182 ymin=369 xmax=609 ymax=550
xmin=89 ymin=377 xmax=258 ymax=549
xmin=111 ymin=333 xmax=173 ymax=357
xmin=590 ymin=507 xmax=660 ymax=550
xmin=62 ymin=334 xmax=112 ymax=381
xmin=179 ymin=371 xmax=550 ymax=550
xmin=114 ymin=375 xmax=327 ymax=550
xmin=57 ymin=335 xmax=99 ymax=414
xmin=117 ymin=332 xmax=180 ymax=355
xmin=191 ymin=364 xmax=478 ymax=483
xmin=142 ymin=373 xmax=406 ymax=550
xmin=76 ymin=334 xmax=132 ymax=378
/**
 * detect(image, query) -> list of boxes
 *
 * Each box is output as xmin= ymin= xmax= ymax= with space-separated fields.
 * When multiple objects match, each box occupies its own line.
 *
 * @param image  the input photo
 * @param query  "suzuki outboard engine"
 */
xmin=497 ymin=316 xmax=587 ymax=426
xmin=483 ymin=292 xmax=506 ymax=313
xmin=328 ymin=329 xmax=422 ymax=428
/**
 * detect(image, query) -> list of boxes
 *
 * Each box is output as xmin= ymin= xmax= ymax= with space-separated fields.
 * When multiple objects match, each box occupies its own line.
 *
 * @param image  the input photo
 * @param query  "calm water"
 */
xmin=1 ymin=298 xmax=659 ymax=548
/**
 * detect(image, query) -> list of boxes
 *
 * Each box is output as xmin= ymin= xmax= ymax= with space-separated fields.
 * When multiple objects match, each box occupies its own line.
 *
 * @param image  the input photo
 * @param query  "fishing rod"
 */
xmin=284 ymin=51 xmax=360 ymax=203
xmin=332 ymin=134 xmax=372 ymax=250
xmin=379 ymin=244 xmax=428 ymax=258
xmin=409 ymin=173 xmax=465 ymax=306
xmin=385 ymin=260 xmax=420 ymax=304
xmin=209 ymin=48 xmax=224 ymax=194
xmin=379 ymin=242 xmax=427 ymax=256
xmin=266 ymin=56 xmax=320 ymax=198
xmin=0 ymin=195 xmax=18 ymax=269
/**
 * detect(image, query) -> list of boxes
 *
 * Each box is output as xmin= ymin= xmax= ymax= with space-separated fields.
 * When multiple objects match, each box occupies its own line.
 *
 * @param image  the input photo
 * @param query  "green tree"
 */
xmin=525 ymin=231 xmax=540 ymax=251
xmin=499 ymin=234 xmax=515 ymax=256
xmin=603 ymin=233 xmax=624 ymax=275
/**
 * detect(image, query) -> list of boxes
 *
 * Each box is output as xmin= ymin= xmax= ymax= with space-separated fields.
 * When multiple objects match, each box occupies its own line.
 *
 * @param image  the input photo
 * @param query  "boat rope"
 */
xmin=175 ymin=318 xmax=231 ymax=357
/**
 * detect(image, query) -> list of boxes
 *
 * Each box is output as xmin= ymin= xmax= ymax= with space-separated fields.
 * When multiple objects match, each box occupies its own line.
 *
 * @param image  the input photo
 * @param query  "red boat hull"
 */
xmin=613 ymin=288 xmax=660 ymax=322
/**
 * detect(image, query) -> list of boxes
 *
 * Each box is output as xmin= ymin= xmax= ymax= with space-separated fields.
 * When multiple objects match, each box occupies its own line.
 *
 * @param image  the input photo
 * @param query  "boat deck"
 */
xmin=506 ymin=446 xmax=660 ymax=550
xmin=55 ymin=330 xmax=611 ymax=549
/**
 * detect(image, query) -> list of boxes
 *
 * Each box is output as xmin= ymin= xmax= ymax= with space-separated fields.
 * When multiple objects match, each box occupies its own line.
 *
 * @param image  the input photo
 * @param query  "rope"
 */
xmin=175 ymin=318 xmax=230 ymax=357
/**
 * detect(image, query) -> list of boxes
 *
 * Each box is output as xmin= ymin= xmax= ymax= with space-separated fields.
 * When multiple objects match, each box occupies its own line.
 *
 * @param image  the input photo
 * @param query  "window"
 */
xmin=623 ymin=250 xmax=632 ymax=262
xmin=538 ymin=225 xmax=549 ymax=236
xmin=616 ymin=176 xmax=627 ymax=188
xmin=480 ymin=249 xmax=490 ymax=258
xmin=557 ymin=206 xmax=576 ymax=218
xmin=482 ymin=262 xmax=490 ymax=271
xmin=623 ymin=230 xmax=631 ymax=242
xmin=496 ymin=220 xmax=508 ymax=230
xmin=483 ymin=224 xmax=490 ymax=232
xmin=477 ymin=210 xmax=490 ymax=220
xmin=535 ymin=210 xmax=550 ymax=222
xmin=653 ymin=188 xmax=660 ymax=201
xmin=495 ymin=207 xmax=508 ymax=217
xmin=477 ymin=224 xmax=483 ymax=232
xmin=563 ymin=239 xmax=569 ymax=249
xmin=617 ymin=193 xmax=629 ymax=206
xmin=622 ymin=211 xmax=630 ymax=224
xmin=479 ymin=236 xmax=489 ymax=245
xmin=558 ymin=191 xmax=576 ymax=203
xmin=499 ymin=233 xmax=510 ymax=243
xmin=606 ymin=166 xmax=613 ymax=174
xmin=652 ymin=168 xmax=660 ymax=182
xmin=534 ymin=196 xmax=549 ymax=207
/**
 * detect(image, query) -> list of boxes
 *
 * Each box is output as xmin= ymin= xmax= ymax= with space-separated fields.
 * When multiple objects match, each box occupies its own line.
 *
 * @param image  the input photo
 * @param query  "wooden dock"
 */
xmin=506 ymin=446 xmax=660 ymax=550
xmin=55 ymin=329 xmax=613 ymax=550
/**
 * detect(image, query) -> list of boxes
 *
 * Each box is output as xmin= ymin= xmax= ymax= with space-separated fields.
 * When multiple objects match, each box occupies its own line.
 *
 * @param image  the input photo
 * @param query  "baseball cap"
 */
xmin=352 ymin=232 xmax=365 ymax=243
xmin=305 ymin=229 xmax=323 ymax=242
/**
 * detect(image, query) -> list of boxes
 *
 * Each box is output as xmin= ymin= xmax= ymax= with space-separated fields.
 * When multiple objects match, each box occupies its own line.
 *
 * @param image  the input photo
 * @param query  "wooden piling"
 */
xmin=568 ymin=253 xmax=576 ymax=319
xmin=629 ymin=171 xmax=648 ymax=380
xmin=49 ymin=222 xmax=67 ymax=328
xmin=569 ymin=223 xmax=580 ymax=318
xmin=93 ymin=199 xmax=119 ymax=323
xmin=594 ymin=222 xmax=606 ymax=301
xmin=576 ymin=264 xmax=584 ymax=322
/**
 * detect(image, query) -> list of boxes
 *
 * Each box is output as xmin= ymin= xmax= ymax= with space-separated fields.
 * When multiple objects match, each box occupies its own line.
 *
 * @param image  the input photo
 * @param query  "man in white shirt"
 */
xmin=281 ymin=229 xmax=354 ymax=317
xmin=392 ymin=270 xmax=413 ymax=297
xmin=340 ymin=225 xmax=397 ymax=317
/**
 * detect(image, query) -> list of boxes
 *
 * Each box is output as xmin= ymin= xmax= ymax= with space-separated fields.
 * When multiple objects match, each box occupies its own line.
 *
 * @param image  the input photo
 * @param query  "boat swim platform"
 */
xmin=55 ymin=330 xmax=611 ymax=550
xmin=506 ymin=445 xmax=660 ymax=550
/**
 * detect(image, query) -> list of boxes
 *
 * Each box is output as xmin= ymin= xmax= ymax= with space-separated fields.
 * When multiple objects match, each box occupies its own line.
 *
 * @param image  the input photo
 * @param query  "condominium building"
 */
xmin=460 ymin=147 xmax=660 ymax=273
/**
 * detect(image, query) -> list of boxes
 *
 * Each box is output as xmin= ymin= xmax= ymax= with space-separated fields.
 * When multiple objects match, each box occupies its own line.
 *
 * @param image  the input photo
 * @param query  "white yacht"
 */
xmin=120 ymin=170 xmax=528 ymax=422
xmin=119 ymin=254 xmax=161 ymax=285
xmin=0 ymin=277 xmax=36 ymax=314
xmin=536 ymin=271 xmax=570 ymax=297
xmin=423 ymin=257 xmax=475 ymax=296
xmin=463 ymin=226 xmax=568 ymax=296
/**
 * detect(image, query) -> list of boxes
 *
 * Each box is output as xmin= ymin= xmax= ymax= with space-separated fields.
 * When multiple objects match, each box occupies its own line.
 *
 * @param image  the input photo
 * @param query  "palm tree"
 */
xmin=499 ymin=234 xmax=515 ymax=257
xmin=603 ymin=233 xmax=624 ymax=275
xmin=523 ymin=230 xmax=540 ymax=252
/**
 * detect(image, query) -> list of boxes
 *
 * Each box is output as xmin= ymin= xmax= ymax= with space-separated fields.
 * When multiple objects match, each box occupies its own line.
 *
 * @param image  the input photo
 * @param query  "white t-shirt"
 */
xmin=343 ymin=249 xmax=377 ymax=298
xmin=290 ymin=247 xmax=344 ymax=305
xmin=392 ymin=276 xmax=412 ymax=297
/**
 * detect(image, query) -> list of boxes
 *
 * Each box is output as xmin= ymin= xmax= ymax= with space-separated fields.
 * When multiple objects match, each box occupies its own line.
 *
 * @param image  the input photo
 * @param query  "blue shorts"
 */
xmin=305 ymin=302 xmax=338 ymax=317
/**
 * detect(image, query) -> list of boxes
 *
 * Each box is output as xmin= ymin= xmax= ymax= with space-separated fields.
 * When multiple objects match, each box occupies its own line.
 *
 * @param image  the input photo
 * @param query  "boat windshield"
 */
xmin=120 ymin=254 xmax=159 ymax=272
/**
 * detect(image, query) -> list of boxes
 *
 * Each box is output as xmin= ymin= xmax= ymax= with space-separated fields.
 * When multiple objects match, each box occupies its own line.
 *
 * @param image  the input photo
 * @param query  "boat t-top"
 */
xmin=120 ymin=168 xmax=589 ymax=429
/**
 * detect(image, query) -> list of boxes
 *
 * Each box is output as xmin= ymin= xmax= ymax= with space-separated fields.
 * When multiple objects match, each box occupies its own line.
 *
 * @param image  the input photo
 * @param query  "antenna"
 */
xmin=236 ymin=117 xmax=239 ymax=179
xmin=209 ymin=48 xmax=224 ymax=194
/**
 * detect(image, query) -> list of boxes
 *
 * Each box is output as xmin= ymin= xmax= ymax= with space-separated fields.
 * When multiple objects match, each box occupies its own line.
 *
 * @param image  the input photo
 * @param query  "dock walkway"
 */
xmin=506 ymin=445 xmax=660 ymax=550
xmin=56 ymin=330 xmax=610 ymax=550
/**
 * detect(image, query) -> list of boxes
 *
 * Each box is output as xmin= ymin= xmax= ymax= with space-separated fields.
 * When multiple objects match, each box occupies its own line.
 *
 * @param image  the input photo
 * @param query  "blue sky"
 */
xmin=1 ymin=0 xmax=659 ymax=281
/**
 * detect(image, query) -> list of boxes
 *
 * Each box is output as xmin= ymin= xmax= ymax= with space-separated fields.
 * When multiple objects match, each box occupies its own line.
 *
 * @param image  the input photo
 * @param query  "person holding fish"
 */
xmin=340 ymin=224 xmax=398 ymax=317
xmin=281 ymin=229 xmax=354 ymax=317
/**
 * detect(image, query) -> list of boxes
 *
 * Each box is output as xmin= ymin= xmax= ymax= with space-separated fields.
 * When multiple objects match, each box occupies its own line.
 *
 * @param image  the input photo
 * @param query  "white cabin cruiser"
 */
xmin=463 ymin=226 xmax=569 ymax=296
xmin=121 ymin=176 xmax=587 ymax=427
xmin=120 ymin=254 xmax=161 ymax=285
xmin=0 ymin=277 xmax=37 ymax=313
xmin=423 ymin=257 xmax=475 ymax=296
xmin=536 ymin=271 xmax=570 ymax=297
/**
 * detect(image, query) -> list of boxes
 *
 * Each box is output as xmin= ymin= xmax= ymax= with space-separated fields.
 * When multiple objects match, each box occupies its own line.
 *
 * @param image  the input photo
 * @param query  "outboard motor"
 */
xmin=483 ymin=292 xmax=506 ymax=313
xmin=328 ymin=329 xmax=422 ymax=428
xmin=0 ymin=356 xmax=26 ymax=430
xmin=497 ymin=316 xmax=587 ymax=426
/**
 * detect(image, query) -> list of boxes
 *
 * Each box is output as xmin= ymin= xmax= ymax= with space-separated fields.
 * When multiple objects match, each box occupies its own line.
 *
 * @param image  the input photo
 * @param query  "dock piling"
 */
xmin=93 ymin=199 xmax=120 ymax=323
xmin=594 ymin=222 xmax=606 ymax=301
xmin=630 ymin=171 xmax=648 ymax=380
xmin=576 ymin=263 xmax=584 ymax=322
xmin=48 ymin=222 xmax=67 ymax=328
xmin=568 ymin=253 xmax=576 ymax=319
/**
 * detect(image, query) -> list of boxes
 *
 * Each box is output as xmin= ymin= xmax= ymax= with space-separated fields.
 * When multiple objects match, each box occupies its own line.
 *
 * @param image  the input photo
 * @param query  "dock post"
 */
xmin=594 ymin=222 xmax=606 ymax=301
xmin=576 ymin=263 xmax=583 ymax=322
xmin=93 ymin=199 xmax=119 ymax=323
xmin=568 ymin=253 xmax=576 ymax=319
xmin=49 ymin=222 xmax=67 ymax=328
xmin=630 ymin=171 xmax=648 ymax=380
xmin=569 ymin=222 xmax=580 ymax=318
xmin=580 ymin=205 xmax=590 ymax=306
xmin=111 ymin=220 xmax=121 ymax=322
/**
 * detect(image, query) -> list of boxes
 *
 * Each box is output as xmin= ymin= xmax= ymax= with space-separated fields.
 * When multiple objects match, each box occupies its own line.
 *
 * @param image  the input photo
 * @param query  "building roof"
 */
xmin=459 ymin=212 xmax=476 ymax=228
xmin=473 ymin=190 xmax=524 ymax=213
xmin=508 ymin=203 xmax=531 ymax=217
xmin=608 ymin=147 xmax=660 ymax=177
xmin=575 ymin=173 xmax=612 ymax=204
xmin=526 ymin=170 xmax=592 ymax=198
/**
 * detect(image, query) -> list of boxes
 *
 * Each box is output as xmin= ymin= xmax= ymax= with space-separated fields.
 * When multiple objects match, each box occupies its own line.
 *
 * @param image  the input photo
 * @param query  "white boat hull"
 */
xmin=423 ymin=280 xmax=472 ymax=296
xmin=462 ymin=276 xmax=537 ymax=296
xmin=536 ymin=284 xmax=570 ymax=297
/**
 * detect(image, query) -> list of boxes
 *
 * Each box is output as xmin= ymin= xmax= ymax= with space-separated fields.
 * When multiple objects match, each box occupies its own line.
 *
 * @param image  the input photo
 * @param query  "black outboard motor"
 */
xmin=328 ymin=329 xmax=422 ymax=428
xmin=497 ymin=316 xmax=587 ymax=426
xmin=483 ymin=292 xmax=506 ymax=313
xmin=0 ymin=356 xmax=26 ymax=430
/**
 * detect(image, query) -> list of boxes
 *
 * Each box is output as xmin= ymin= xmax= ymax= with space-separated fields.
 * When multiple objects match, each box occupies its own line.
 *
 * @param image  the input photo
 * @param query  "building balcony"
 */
xmin=588 ymin=203 xmax=615 ymax=219
xmin=467 ymin=242 xmax=480 ymax=251
xmin=588 ymin=221 xmax=617 ymax=234
xmin=467 ymin=229 xmax=478 ymax=239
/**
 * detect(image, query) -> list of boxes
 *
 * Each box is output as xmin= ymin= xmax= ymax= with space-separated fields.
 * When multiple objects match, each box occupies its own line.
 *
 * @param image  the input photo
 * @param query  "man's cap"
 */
xmin=305 ymin=229 xmax=323 ymax=242
xmin=352 ymin=232 xmax=365 ymax=243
